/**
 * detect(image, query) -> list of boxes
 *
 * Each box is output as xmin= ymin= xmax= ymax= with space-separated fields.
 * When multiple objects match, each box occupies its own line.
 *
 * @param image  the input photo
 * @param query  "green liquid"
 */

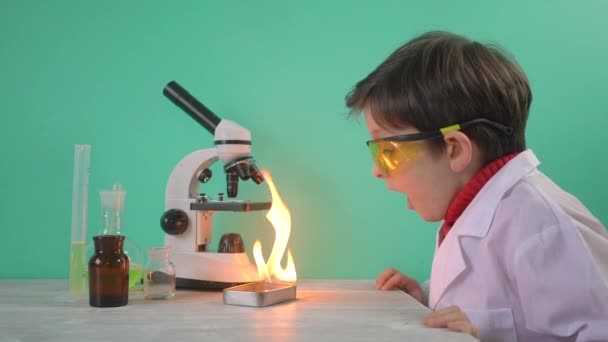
xmin=129 ymin=263 xmax=143 ymax=289
xmin=69 ymin=241 xmax=87 ymax=295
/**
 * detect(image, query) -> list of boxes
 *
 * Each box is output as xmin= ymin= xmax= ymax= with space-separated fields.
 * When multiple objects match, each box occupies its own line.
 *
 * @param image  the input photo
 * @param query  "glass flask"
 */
xmin=88 ymin=235 xmax=129 ymax=307
xmin=99 ymin=182 xmax=144 ymax=292
xmin=144 ymin=247 xmax=176 ymax=300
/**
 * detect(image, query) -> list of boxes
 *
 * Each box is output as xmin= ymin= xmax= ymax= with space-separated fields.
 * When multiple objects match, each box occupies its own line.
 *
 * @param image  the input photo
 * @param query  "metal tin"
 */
xmin=223 ymin=281 xmax=296 ymax=307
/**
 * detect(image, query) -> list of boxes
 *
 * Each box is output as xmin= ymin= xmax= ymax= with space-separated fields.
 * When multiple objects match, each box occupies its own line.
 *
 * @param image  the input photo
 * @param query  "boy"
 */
xmin=345 ymin=31 xmax=608 ymax=341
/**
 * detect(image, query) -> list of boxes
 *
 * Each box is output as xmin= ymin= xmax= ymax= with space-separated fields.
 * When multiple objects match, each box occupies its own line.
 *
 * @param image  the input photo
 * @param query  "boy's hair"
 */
xmin=345 ymin=31 xmax=532 ymax=163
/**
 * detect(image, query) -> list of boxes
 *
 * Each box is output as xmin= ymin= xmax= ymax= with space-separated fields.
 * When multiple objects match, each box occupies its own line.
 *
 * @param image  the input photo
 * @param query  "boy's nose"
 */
xmin=372 ymin=164 xmax=384 ymax=179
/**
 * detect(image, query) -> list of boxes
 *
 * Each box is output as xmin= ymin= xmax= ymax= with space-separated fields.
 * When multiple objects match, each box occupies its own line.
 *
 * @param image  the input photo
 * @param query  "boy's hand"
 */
xmin=375 ymin=267 xmax=425 ymax=304
xmin=423 ymin=306 xmax=479 ymax=340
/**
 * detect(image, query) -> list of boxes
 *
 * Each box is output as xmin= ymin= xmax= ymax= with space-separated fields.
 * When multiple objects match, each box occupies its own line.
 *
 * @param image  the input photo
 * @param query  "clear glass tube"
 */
xmin=69 ymin=144 xmax=91 ymax=295
xmin=100 ymin=182 xmax=125 ymax=236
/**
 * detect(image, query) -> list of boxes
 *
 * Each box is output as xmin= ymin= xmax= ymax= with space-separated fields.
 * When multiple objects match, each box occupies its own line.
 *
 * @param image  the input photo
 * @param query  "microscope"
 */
xmin=160 ymin=81 xmax=270 ymax=290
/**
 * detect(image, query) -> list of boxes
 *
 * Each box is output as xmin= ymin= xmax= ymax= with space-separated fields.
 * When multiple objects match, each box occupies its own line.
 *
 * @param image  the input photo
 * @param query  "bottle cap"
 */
xmin=100 ymin=182 xmax=126 ymax=212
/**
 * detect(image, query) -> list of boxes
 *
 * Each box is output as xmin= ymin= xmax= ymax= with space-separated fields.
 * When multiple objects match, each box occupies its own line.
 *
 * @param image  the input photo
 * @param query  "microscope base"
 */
xmin=176 ymin=277 xmax=248 ymax=291
xmin=171 ymin=251 xmax=259 ymax=291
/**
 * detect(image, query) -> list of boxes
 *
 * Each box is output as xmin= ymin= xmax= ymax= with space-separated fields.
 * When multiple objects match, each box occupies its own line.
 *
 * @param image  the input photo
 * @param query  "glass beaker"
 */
xmin=143 ymin=247 xmax=176 ymax=300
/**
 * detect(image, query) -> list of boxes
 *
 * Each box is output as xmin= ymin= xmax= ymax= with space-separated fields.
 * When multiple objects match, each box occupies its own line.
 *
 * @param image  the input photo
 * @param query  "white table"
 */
xmin=0 ymin=280 xmax=475 ymax=341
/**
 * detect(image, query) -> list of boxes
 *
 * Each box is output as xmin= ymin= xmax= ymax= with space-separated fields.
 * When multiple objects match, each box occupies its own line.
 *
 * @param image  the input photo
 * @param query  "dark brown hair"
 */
xmin=345 ymin=31 xmax=532 ymax=163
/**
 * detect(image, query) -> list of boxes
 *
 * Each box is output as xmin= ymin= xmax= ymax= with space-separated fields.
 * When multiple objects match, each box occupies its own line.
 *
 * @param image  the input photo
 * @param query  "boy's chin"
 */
xmin=413 ymin=205 xmax=444 ymax=222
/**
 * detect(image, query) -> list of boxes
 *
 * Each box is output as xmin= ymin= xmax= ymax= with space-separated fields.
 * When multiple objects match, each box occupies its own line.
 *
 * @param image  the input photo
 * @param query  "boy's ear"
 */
xmin=443 ymin=131 xmax=473 ymax=173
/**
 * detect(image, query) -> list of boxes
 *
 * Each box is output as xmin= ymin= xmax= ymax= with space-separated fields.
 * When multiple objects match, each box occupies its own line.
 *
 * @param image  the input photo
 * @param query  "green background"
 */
xmin=1 ymin=0 xmax=606 ymax=283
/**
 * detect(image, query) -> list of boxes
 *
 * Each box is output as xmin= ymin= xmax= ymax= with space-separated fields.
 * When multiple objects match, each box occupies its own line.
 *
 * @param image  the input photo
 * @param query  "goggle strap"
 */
xmin=459 ymin=118 xmax=513 ymax=135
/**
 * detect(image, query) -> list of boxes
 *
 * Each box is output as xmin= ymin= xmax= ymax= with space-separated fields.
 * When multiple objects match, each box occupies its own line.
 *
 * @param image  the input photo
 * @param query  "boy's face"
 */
xmin=364 ymin=109 xmax=458 ymax=222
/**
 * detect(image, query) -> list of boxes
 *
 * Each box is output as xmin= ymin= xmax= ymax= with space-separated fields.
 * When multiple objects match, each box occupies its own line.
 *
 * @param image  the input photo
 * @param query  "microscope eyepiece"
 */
xmin=163 ymin=81 xmax=222 ymax=134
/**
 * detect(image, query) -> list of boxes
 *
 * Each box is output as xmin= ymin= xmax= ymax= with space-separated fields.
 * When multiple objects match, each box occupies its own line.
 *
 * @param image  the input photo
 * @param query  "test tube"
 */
xmin=69 ymin=144 xmax=91 ymax=295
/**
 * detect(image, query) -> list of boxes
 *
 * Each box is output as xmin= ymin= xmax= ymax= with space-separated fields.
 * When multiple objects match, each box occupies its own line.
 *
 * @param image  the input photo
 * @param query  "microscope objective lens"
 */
xmin=226 ymin=171 xmax=238 ymax=198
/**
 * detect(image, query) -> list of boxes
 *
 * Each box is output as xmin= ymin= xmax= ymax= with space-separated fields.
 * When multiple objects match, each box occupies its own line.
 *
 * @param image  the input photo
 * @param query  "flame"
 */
xmin=253 ymin=241 xmax=271 ymax=282
xmin=252 ymin=170 xmax=297 ymax=283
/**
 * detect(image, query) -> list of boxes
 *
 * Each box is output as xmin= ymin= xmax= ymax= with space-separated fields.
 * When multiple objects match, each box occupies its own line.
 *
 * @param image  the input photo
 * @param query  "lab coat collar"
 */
xmin=429 ymin=149 xmax=540 ymax=309
xmin=454 ymin=149 xmax=540 ymax=239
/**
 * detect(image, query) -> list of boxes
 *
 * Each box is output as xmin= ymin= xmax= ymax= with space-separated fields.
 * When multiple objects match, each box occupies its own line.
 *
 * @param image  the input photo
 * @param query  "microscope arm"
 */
xmin=165 ymin=148 xmax=218 ymax=200
xmin=164 ymin=148 xmax=218 ymax=253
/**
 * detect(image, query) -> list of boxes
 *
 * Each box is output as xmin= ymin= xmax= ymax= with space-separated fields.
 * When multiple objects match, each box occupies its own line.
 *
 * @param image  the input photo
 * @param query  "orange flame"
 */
xmin=252 ymin=170 xmax=297 ymax=283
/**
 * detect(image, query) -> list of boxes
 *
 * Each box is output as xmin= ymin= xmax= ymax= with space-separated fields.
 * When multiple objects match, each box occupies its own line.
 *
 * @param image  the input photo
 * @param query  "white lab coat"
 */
xmin=428 ymin=150 xmax=608 ymax=342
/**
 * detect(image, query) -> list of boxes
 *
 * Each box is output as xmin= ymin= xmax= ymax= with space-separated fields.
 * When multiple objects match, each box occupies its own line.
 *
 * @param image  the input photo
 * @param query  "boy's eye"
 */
xmin=382 ymin=148 xmax=394 ymax=157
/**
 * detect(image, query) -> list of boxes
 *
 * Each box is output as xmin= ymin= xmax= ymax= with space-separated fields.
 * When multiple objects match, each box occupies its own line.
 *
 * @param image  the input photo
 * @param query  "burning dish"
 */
xmin=224 ymin=170 xmax=297 ymax=307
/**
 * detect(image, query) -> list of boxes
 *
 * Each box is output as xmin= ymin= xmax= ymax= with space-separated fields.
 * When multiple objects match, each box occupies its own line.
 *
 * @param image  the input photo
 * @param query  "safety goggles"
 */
xmin=366 ymin=118 xmax=513 ymax=175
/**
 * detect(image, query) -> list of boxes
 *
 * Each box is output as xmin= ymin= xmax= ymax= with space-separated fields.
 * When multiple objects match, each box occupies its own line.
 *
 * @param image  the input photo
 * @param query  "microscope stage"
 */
xmin=190 ymin=201 xmax=272 ymax=212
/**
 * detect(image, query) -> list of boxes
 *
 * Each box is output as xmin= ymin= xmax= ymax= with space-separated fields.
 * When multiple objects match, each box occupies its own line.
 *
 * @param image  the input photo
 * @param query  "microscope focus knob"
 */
xmin=218 ymin=233 xmax=245 ymax=253
xmin=198 ymin=168 xmax=212 ymax=183
xmin=160 ymin=209 xmax=189 ymax=235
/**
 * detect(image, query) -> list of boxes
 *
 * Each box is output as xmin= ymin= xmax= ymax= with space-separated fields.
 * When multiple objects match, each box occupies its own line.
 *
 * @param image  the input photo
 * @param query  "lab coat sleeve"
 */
xmin=513 ymin=224 xmax=608 ymax=340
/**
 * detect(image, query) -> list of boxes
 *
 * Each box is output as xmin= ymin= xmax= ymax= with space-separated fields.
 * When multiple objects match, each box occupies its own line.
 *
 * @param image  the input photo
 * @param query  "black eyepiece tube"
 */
xmin=163 ymin=81 xmax=222 ymax=134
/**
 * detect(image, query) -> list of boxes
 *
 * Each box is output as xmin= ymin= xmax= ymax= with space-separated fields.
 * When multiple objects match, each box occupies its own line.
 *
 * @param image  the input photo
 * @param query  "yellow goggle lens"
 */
xmin=368 ymin=140 xmax=422 ymax=174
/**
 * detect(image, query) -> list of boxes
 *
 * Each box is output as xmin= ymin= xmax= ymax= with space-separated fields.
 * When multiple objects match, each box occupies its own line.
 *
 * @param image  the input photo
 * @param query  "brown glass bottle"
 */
xmin=89 ymin=235 xmax=129 ymax=307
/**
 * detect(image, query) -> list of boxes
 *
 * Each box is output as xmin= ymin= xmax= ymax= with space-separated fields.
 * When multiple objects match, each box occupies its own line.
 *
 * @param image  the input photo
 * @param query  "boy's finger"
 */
xmin=434 ymin=306 xmax=460 ymax=317
xmin=426 ymin=313 xmax=464 ymax=327
xmin=423 ymin=307 xmax=479 ymax=339
xmin=422 ymin=307 xmax=461 ymax=326
xmin=446 ymin=320 xmax=470 ymax=333
xmin=397 ymin=276 xmax=419 ymax=294
xmin=408 ymin=287 xmax=425 ymax=304
xmin=375 ymin=268 xmax=397 ymax=289
xmin=381 ymin=272 xmax=403 ymax=290
xmin=447 ymin=321 xmax=479 ymax=339
xmin=375 ymin=268 xmax=393 ymax=287
xmin=423 ymin=306 xmax=458 ymax=321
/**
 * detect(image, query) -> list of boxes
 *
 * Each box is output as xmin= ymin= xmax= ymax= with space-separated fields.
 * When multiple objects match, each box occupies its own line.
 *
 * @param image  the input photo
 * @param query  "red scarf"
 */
xmin=438 ymin=152 xmax=519 ymax=247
